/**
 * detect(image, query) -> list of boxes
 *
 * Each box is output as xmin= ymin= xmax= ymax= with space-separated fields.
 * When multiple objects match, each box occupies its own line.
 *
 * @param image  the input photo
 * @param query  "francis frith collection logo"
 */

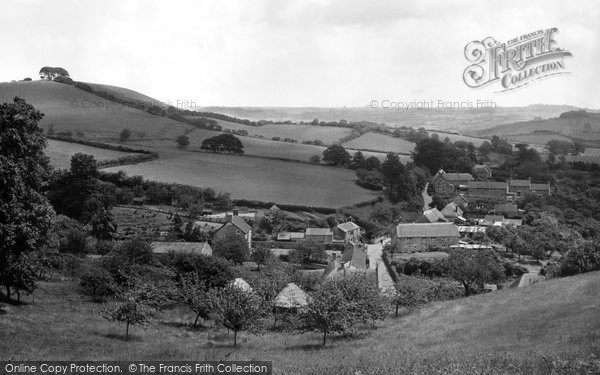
xmin=463 ymin=27 xmax=573 ymax=92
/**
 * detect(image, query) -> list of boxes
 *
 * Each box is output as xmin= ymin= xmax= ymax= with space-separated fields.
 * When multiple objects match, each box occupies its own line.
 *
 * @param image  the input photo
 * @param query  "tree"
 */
xmin=39 ymin=66 xmax=70 ymax=81
xmin=380 ymin=153 xmax=415 ymax=202
xmin=289 ymin=239 xmax=326 ymax=264
xmin=0 ymin=98 xmax=55 ymax=300
xmin=250 ymin=246 xmax=275 ymax=270
xmin=479 ymin=141 xmax=492 ymax=155
xmin=200 ymin=134 xmax=244 ymax=153
xmin=170 ymin=253 xmax=234 ymax=290
xmin=180 ymin=273 xmax=214 ymax=327
xmin=210 ymin=284 xmax=265 ymax=347
xmin=176 ymin=134 xmax=190 ymax=149
xmin=386 ymin=275 xmax=430 ymax=316
xmin=59 ymin=228 xmax=89 ymax=256
xmin=80 ymin=264 xmax=117 ymax=301
xmin=443 ymin=249 xmax=504 ymax=296
xmin=302 ymin=279 xmax=353 ymax=347
xmin=101 ymin=301 xmax=150 ymax=339
xmin=89 ymin=208 xmax=117 ymax=240
xmin=119 ymin=128 xmax=131 ymax=142
xmin=350 ymin=151 xmax=366 ymax=169
xmin=309 ymin=154 xmax=321 ymax=164
xmin=213 ymin=235 xmax=249 ymax=264
xmin=322 ymin=144 xmax=351 ymax=167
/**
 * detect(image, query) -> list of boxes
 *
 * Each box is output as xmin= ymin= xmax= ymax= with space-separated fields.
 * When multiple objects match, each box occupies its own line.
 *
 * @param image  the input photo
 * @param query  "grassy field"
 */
xmin=187 ymin=118 xmax=353 ymax=145
xmin=503 ymin=133 xmax=575 ymax=146
xmin=102 ymin=152 xmax=381 ymax=208
xmin=342 ymin=132 xmax=415 ymax=154
xmin=428 ymin=132 xmax=488 ymax=146
xmin=2 ymin=271 xmax=599 ymax=373
xmin=46 ymin=139 xmax=140 ymax=169
xmin=0 ymin=81 xmax=193 ymax=141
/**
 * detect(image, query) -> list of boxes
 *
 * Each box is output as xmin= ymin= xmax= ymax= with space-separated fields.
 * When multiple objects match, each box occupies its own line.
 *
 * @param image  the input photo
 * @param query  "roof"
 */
xmin=337 ymin=222 xmax=360 ymax=232
xmin=276 ymin=232 xmax=305 ymax=241
xmin=416 ymin=208 xmax=448 ymax=223
xmin=458 ymin=226 xmax=487 ymax=234
xmin=340 ymin=246 xmax=367 ymax=269
xmin=229 ymin=216 xmax=252 ymax=234
xmin=151 ymin=242 xmax=212 ymax=256
xmin=232 ymin=278 xmax=253 ymax=292
xmin=531 ymin=183 xmax=551 ymax=190
xmin=306 ymin=228 xmax=333 ymax=236
xmin=468 ymin=181 xmax=508 ymax=189
xmin=440 ymin=202 xmax=463 ymax=218
xmin=442 ymin=173 xmax=474 ymax=182
xmin=473 ymin=164 xmax=492 ymax=171
xmin=502 ymin=218 xmax=523 ymax=227
xmin=509 ymin=179 xmax=531 ymax=187
xmin=483 ymin=215 xmax=505 ymax=223
xmin=273 ymin=283 xmax=310 ymax=309
xmin=396 ymin=222 xmax=459 ymax=238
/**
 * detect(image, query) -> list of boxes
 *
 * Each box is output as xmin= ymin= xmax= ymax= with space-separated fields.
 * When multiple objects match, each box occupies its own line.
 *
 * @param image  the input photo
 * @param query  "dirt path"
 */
xmin=422 ymin=183 xmax=432 ymax=212
xmin=366 ymin=239 xmax=395 ymax=292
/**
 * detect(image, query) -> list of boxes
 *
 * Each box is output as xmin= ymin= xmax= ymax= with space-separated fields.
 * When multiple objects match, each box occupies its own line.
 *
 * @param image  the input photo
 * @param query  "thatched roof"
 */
xmin=232 ymin=278 xmax=253 ymax=292
xmin=273 ymin=283 xmax=310 ymax=309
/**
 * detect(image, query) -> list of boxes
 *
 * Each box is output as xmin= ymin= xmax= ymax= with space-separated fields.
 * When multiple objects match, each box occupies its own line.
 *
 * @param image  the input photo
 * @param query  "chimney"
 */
xmin=233 ymin=209 xmax=239 ymax=216
xmin=226 ymin=213 xmax=233 ymax=222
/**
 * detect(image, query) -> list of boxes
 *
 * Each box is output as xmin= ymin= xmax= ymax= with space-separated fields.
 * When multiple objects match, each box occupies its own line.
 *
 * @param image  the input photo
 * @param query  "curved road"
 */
xmin=366 ymin=239 xmax=395 ymax=292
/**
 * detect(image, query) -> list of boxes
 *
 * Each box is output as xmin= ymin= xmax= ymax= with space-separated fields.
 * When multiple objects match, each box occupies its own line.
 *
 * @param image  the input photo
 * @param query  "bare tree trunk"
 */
xmin=322 ymin=330 xmax=327 ymax=348
xmin=126 ymin=322 xmax=130 ymax=339
xmin=233 ymin=330 xmax=238 ymax=347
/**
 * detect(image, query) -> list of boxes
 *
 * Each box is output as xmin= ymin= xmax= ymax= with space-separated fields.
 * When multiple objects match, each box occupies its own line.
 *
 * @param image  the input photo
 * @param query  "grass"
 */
xmin=0 ymin=81 xmax=194 ymax=141
xmin=342 ymin=132 xmax=415 ymax=154
xmin=504 ymin=133 xmax=576 ymax=146
xmin=428 ymin=131 xmax=488 ymax=146
xmin=46 ymin=139 xmax=141 ymax=169
xmin=102 ymin=152 xmax=382 ymax=208
xmin=2 ymin=271 xmax=599 ymax=374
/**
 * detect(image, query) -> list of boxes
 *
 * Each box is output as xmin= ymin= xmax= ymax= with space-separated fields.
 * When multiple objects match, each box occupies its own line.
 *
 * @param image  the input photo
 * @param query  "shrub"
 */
xmin=80 ymin=264 xmax=117 ymax=301
xmin=59 ymin=229 xmax=89 ymax=256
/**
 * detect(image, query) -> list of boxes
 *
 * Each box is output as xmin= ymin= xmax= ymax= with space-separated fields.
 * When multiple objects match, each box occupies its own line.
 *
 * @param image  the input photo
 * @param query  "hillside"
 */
xmin=2 ymin=271 xmax=599 ymax=373
xmin=474 ymin=113 xmax=600 ymax=146
xmin=0 ymin=81 xmax=193 ymax=141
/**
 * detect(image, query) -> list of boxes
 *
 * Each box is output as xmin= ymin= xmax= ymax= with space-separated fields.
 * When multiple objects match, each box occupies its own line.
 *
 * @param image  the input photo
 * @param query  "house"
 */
xmin=151 ymin=241 xmax=212 ymax=257
xmin=457 ymin=225 xmax=487 ymax=238
xmin=450 ymin=194 xmax=469 ymax=208
xmin=440 ymin=202 xmax=464 ymax=220
xmin=394 ymin=222 xmax=460 ymax=252
xmin=305 ymin=227 xmax=333 ymax=243
xmin=482 ymin=215 xmax=505 ymax=226
xmin=431 ymin=170 xmax=474 ymax=197
xmin=340 ymin=245 xmax=367 ymax=270
xmin=273 ymin=283 xmax=310 ymax=311
xmin=414 ymin=208 xmax=448 ymax=223
xmin=472 ymin=164 xmax=493 ymax=180
xmin=467 ymin=181 xmax=509 ymax=201
xmin=213 ymin=213 xmax=252 ymax=248
xmin=493 ymin=203 xmax=518 ymax=217
xmin=334 ymin=222 xmax=361 ymax=243
xmin=509 ymin=179 xmax=531 ymax=198
xmin=276 ymin=232 xmax=305 ymax=242
xmin=531 ymin=183 xmax=551 ymax=196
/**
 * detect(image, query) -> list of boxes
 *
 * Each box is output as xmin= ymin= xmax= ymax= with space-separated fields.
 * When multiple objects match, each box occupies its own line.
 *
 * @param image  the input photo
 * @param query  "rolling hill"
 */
xmin=2 ymin=270 xmax=599 ymax=373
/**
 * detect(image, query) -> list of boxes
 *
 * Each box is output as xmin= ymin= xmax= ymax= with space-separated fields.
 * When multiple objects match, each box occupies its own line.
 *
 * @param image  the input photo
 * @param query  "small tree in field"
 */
xmin=386 ymin=275 xmax=431 ymax=317
xmin=176 ymin=134 xmax=190 ymax=149
xmin=101 ymin=301 xmax=150 ymax=339
xmin=80 ymin=264 xmax=116 ymax=302
xmin=120 ymin=128 xmax=131 ymax=142
xmin=250 ymin=246 xmax=275 ymax=270
xmin=210 ymin=284 xmax=265 ymax=347
xmin=213 ymin=234 xmax=249 ymax=265
xmin=180 ymin=273 xmax=213 ymax=327
xmin=443 ymin=249 xmax=504 ymax=296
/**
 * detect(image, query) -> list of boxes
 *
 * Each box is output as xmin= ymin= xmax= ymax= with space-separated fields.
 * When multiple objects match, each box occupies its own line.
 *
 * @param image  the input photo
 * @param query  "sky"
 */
xmin=1 ymin=0 xmax=598 ymax=108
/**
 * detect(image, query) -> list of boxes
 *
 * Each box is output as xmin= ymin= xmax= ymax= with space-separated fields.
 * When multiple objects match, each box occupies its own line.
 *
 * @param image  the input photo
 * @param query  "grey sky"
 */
xmin=1 ymin=0 xmax=598 ymax=108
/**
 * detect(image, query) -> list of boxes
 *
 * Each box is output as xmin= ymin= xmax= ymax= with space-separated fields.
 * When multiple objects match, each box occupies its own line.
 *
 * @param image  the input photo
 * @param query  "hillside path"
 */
xmin=366 ymin=239 xmax=395 ymax=292
xmin=422 ymin=183 xmax=432 ymax=212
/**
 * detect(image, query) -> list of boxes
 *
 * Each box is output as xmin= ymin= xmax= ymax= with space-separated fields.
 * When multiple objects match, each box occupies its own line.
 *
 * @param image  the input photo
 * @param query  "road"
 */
xmin=422 ymin=183 xmax=432 ymax=212
xmin=366 ymin=238 xmax=395 ymax=292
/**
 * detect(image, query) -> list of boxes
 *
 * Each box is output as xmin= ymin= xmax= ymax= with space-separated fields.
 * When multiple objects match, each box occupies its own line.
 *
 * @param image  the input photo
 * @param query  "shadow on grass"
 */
xmin=159 ymin=321 xmax=210 ymax=332
xmin=103 ymin=333 xmax=142 ymax=342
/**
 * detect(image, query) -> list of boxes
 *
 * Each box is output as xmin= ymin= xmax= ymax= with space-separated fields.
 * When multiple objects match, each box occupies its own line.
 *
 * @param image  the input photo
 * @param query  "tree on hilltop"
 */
xmin=200 ymin=133 xmax=244 ymax=153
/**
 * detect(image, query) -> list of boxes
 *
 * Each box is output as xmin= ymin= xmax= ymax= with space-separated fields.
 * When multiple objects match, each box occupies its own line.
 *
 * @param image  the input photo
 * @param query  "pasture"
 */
xmin=0 ymin=81 xmax=193 ymax=141
xmin=428 ymin=132 xmax=488 ymax=146
xmin=46 ymin=139 xmax=140 ymax=169
xmin=342 ymin=132 xmax=415 ymax=154
xmin=103 ymin=152 xmax=381 ymax=208
xmin=2 ymin=271 xmax=599 ymax=373
xmin=503 ymin=133 xmax=574 ymax=146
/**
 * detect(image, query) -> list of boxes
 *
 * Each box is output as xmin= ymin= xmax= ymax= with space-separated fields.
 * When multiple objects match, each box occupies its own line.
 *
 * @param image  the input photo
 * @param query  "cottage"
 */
xmin=472 ymin=164 xmax=493 ymax=180
xmin=440 ymin=202 xmax=464 ymax=220
xmin=213 ymin=214 xmax=252 ymax=248
xmin=450 ymin=193 xmax=469 ymax=208
xmin=151 ymin=241 xmax=212 ymax=257
xmin=509 ymin=179 xmax=531 ymax=198
xmin=305 ymin=227 xmax=333 ymax=243
xmin=531 ymin=183 xmax=551 ymax=196
xmin=394 ymin=222 xmax=460 ymax=252
xmin=334 ymin=222 xmax=361 ymax=243
xmin=414 ymin=208 xmax=448 ymax=223
xmin=467 ymin=181 xmax=509 ymax=201
xmin=340 ymin=245 xmax=367 ymax=270
xmin=432 ymin=170 xmax=474 ymax=197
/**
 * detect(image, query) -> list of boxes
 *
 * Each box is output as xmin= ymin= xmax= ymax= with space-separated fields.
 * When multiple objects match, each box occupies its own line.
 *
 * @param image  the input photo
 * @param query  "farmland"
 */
xmin=428 ymin=131 xmax=488 ymax=146
xmin=342 ymin=132 xmax=415 ymax=154
xmin=46 ymin=139 xmax=140 ymax=169
xmin=2 ymin=270 xmax=599 ymax=373
xmin=103 ymin=152 xmax=382 ymax=208
xmin=503 ymin=132 xmax=574 ymax=146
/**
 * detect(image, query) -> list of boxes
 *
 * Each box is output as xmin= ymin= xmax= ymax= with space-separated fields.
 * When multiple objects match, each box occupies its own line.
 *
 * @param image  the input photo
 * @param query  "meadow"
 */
xmin=46 ymin=140 xmax=140 ymax=169
xmin=504 ymin=133 xmax=574 ymax=146
xmin=342 ymin=132 xmax=415 ymax=154
xmin=102 ymin=152 xmax=382 ymax=208
xmin=2 ymin=271 xmax=599 ymax=374
xmin=428 ymin=132 xmax=488 ymax=146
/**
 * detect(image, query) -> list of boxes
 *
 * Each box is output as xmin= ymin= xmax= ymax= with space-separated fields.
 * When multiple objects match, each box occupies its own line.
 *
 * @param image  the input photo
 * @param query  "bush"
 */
xmin=59 ymin=229 xmax=89 ymax=256
xmin=80 ymin=264 xmax=117 ymax=301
